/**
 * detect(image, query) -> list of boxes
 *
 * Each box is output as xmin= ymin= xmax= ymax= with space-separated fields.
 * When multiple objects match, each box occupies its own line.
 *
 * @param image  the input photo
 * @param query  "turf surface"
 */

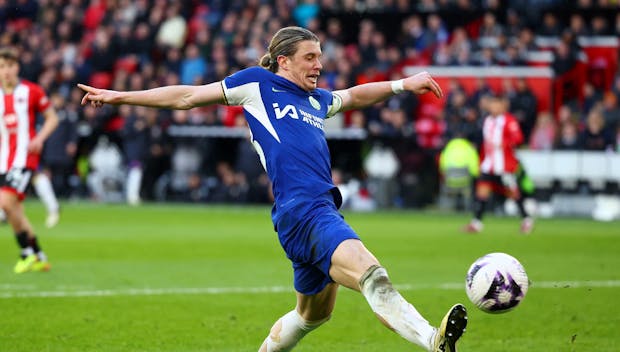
xmin=0 ymin=202 xmax=618 ymax=351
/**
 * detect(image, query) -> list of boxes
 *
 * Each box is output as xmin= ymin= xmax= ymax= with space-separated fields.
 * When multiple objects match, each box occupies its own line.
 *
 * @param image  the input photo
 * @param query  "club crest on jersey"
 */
xmin=273 ymin=103 xmax=299 ymax=120
xmin=308 ymin=96 xmax=321 ymax=110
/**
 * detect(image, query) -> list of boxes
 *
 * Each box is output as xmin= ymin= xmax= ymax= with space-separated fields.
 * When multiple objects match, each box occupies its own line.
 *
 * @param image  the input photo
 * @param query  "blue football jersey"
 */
xmin=222 ymin=67 xmax=342 ymax=224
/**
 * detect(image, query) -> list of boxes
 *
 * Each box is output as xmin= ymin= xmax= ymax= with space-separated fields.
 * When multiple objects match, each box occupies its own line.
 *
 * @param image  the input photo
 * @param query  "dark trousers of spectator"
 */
xmin=142 ymin=155 xmax=170 ymax=201
xmin=45 ymin=164 xmax=75 ymax=198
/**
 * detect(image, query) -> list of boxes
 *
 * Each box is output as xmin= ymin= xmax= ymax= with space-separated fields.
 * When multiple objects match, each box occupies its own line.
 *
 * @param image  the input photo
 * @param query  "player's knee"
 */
xmin=359 ymin=265 xmax=394 ymax=297
xmin=507 ymin=189 xmax=521 ymax=199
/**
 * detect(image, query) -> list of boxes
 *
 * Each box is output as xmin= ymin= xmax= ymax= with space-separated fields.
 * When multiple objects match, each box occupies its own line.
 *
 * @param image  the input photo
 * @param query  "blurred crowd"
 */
xmin=0 ymin=0 xmax=619 ymax=205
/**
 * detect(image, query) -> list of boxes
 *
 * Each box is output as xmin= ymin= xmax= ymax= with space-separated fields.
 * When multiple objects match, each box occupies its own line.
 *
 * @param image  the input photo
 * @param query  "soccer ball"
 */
xmin=465 ymin=252 xmax=529 ymax=313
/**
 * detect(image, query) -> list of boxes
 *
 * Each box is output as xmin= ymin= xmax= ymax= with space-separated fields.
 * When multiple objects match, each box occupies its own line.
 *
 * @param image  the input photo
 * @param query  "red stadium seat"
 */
xmin=89 ymin=72 xmax=113 ymax=89
xmin=114 ymin=57 xmax=138 ymax=74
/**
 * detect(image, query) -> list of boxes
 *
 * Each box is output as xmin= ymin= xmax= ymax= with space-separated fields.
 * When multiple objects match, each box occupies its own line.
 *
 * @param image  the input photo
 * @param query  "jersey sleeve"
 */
xmin=221 ymin=67 xmax=267 ymax=106
xmin=505 ymin=115 xmax=524 ymax=147
xmin=32 ymin=84 xmax=51 ymax=113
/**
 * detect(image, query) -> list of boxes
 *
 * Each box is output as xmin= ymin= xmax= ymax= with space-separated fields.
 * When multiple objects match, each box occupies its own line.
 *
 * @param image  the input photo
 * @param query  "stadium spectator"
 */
xmin=445 ymin=88 xmax=472 ymax=139
xmin=180 ymin=43 xmax=207 ymax=85
xmin=556 ymin=119 xmax=581 ymax=150
xmin=538 ymin=12 xmax=562 ymax=36
xmin=425 ymin=14 xmax=449 ymax=50
xmin=210 ymin=161 xmax=249 ymax=203
xmin=508 ymin=77 xmax=538 ymax=141
xmin=89 ymin=29 xmax=116 ymax=75
xmin=582 ymin=81 xmax=604 ymax=116
xmin=551 ymin=38 xmax=578 ymax=75
xmin=0 ymin=47 xmax=59 ymax=273
xmin=438 ymin=135 xmax=479 ymax=211
xmin=601 ymin=91 xmax=620 ymax=132
xmin=529 ymin=111 xmax=557 ymax=150
xmin=568 ymin=14 xmax=591 ymax=36
xmin=39 ymin=92 xmax=79 ymax=226
xmin=503 ymin=9 xmax=523 ymax=38
xmin=514 ymin=27 xmax=539 ymax=53
xmin=120 ymin=105 xmax=149 ymax=205
xmin=140 ymin=107 xmax=172 ymax=201
xmin=478 ymin=12 xmax=504 ymax=47
xmin=590 ymin=15 xmax=609 ymax=36
xmin=446 ymin=27 xmax=473 ymax=66
xmin=78 ymin=26 xmax=467 ymax=352
xmin=235 ymin=137 xmax=271 ymax=204
xmin=579 ymin=108 xmax=615 ymax=151
xmin=463 ymin=94 xmax=534 ymax=234
xmin=293 ymin=0 xmax=319 ymax=28
xmin=155 ymin=3 xmax=187 ymax=49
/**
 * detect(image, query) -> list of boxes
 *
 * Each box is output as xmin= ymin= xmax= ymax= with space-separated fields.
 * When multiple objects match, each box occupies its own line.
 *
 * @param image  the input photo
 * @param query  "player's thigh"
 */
xmin=0 ymin=188 xmax=20 ymax=210
xmin=296 ymin=282 xmax=339 ymax=321
xmin=329 ymin=239 xmax=380 ymax=291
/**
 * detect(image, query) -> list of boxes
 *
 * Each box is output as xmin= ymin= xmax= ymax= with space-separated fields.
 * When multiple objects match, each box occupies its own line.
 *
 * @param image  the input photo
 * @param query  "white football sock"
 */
xmin=21 ymin=247 xmax=34 ymax=257
xmin=261 ymin=310 xmax=329 ymax=352
xmin=360 ymin=265 xmax=436 ymax=350
xmin=33 ymin=174 xmax=59 ymax=214
xmin=126 ymin=167 xmax=143 ymax=205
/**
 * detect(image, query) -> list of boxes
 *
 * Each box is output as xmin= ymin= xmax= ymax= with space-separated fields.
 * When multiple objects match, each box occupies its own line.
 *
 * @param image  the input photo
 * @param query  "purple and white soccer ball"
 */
xmin=465 ymin=252 xmax=529 ymax=313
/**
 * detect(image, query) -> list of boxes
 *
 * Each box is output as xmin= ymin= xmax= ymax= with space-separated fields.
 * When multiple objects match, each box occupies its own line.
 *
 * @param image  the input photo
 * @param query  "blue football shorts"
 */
xmin=275 ymin=191 xmax=360 ymax=295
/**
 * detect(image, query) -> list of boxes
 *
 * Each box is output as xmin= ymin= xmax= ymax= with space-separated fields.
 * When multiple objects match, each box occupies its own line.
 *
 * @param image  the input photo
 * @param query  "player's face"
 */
xmin=281 ymin=40 xmax=323 ymax=91
xmin=488 ymin=98 xmax=505 ymax=116
xmin=0 ymin=58 xmax=19 ymax=87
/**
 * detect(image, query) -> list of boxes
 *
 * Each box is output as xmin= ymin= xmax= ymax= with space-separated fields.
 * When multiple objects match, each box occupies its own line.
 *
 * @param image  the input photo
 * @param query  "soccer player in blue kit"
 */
xmin=78 ymin=27 xmax=467 ymax=352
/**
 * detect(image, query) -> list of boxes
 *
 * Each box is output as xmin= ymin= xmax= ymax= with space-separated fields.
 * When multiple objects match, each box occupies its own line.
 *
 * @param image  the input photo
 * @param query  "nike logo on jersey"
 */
xmin=271 ymin=87 xmax=286 ymax=93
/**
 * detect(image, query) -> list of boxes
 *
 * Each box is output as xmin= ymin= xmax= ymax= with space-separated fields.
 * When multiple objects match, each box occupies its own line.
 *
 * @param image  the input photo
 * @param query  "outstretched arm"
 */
xmin=78 ymin=82 xmax=226 ymax=110
xmin=28 ymin=106 xmax=59 ymax=153
xmin=332 ymin=71 xmax=442 ymax=112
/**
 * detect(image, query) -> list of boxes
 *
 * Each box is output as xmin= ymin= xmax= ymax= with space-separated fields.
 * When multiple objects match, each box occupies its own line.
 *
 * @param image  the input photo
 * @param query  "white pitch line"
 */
xmin=1 ymin=280 xmax=619 ymax=299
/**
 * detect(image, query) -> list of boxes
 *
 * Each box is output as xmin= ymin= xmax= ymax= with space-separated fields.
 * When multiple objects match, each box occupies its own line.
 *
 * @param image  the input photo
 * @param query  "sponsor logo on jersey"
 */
xmin=272 ymin=103 xmax=324 ymax=130
xmin=3 ymin=113 xmax=17 ymax=126
xmin=273 ymin=103 xmax=299 ymax=120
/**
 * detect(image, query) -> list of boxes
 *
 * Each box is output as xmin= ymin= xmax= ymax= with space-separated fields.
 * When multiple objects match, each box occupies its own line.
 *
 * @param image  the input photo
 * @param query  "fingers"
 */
xmin=416 ymin=72 xmax=442 ymax=98
xmin=77 ymin=83 xmax=103 ymax=106
xmin=428 ymin=77 xmax=443 ymax=98
xmin=411 ymin=72 xmax=443 ymax=98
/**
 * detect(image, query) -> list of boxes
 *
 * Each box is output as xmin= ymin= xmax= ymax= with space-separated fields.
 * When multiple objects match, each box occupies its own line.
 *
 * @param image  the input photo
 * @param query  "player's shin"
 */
xmin=34 ymin=173 xmax=59 ymax=215
xmin=126 ymin=166 xmax=143 ymax=205
xmin=360 ymin=265 xmax=436 ymax=350
xmin=472 ymin=197 xmax=486 ymax=221
xmin=259 ymin=310 xmax=329 ymax=352
xmin=15 ymin=231 xmax=34 ymax=258
xmin=29 ymin=236 xmax=47 ymax=262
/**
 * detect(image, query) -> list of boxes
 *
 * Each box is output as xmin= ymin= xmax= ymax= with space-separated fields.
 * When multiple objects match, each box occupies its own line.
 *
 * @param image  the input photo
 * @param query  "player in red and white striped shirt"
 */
xmin=0 ymin=48 xmax=59 ymax=273
xmin=464 ymin=94 xmax=533 ymax=234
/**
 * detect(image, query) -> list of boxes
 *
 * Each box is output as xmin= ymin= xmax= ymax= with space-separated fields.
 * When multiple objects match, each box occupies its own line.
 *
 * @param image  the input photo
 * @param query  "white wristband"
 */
xmin=390 ymin=79 xmax=405 ymax=94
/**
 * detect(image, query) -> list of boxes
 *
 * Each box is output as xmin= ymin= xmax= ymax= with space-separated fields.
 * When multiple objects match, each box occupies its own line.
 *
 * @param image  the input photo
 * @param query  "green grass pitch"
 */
xmin=0 ymin=202 xmax=618 ymax=351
